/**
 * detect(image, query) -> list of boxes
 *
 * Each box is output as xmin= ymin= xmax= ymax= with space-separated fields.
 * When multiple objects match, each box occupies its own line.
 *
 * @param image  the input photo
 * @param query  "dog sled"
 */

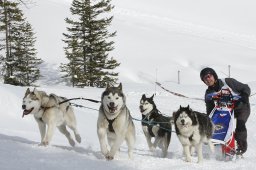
xmin=207 ymin=88 xmax=241 ymax=161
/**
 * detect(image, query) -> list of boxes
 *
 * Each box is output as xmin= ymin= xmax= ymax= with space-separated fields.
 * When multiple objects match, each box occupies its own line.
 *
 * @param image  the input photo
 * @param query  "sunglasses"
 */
xmin=203 ymin=74 xmax=213 ymax=81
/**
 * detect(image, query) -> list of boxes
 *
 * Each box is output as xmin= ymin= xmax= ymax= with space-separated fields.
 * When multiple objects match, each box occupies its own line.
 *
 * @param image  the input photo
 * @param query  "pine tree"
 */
xmin=62 ymin=0 xmax=120 ymax=87
xmin=13 ymin=21 xmax=42 ymax=86
xmin=0 ymin=0 xmax=42 ymax=85
xmin=0 ymin=0 xmax=22 ymax=83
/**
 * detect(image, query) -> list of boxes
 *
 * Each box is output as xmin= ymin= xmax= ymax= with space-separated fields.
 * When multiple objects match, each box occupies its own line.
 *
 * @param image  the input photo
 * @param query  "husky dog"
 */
xmin=22 ymin=88 xmax=81 ymax=146
xmin=139 ymin=94 xmax=172 ymax=157
xmin=174 ymin=105 xmax=214 ymax=163
xmin=97 ymin=83 xmax=136 ymax=160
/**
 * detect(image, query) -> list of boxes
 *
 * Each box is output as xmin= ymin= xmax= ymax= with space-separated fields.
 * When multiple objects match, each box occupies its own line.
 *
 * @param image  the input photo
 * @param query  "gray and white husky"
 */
xmin=174 ymin=105 xmax=214 ymax=163
xmin=97 ymin=83 xmax=136 ymax=160
xmin=139 ymin=94 xmax=172 ymax=157
xmin=22 ymin=88 xmax=81 ymax=146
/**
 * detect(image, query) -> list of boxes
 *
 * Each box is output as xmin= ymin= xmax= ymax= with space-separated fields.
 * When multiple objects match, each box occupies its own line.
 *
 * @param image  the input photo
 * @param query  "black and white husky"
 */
xmin=97 ymin=83 xmax=136 ymax=160
xmin=139 ymin=94 xmax=172 ymax=157
xmin=174 ymin=105 xmax=214 ymax=163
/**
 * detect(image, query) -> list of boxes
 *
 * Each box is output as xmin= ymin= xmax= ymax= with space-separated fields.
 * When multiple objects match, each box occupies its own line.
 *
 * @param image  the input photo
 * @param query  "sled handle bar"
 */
xmin=206 ymin=92 xmax=241 ymax=101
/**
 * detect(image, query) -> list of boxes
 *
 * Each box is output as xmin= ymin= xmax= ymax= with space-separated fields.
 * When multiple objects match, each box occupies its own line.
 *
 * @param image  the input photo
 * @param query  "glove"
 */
xmin=206 ymin=92 xmax=219 ymax=101
xmin=240 ymin=93 xmax=249 ymax=104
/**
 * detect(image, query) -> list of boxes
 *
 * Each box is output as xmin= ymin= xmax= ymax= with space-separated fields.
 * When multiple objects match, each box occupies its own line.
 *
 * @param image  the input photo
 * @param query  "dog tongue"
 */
xmin=110 ymin=107 xmax=117 ymax=113
xmin=22 ymin=109 xmax=32 ymax=118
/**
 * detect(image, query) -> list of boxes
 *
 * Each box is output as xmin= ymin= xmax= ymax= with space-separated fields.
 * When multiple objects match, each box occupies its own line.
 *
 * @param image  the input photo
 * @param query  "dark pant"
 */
xmin=234 ymin=103 xmax=250 ymax=153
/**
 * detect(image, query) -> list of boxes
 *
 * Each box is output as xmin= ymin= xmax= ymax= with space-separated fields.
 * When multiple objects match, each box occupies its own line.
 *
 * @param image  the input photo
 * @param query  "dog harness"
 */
xmin=36 ymin=106 xmax=52 ymax=123
xmin=107 ymin=118 xmax=116 ymax=133
xmin=142 ymin=109 xmax=159 ymax=137
xmin=142 ymin=118 xmax=155 ymax=137
xmin=101 ymin=106 xmax=118 ymax=134
xmin=189 ymin=133 xmax=194 ymax=142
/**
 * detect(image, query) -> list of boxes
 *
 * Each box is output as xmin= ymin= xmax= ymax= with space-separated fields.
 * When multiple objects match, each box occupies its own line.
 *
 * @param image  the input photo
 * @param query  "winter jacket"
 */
xmin=204 ymin=78 xmax=251 ymax=121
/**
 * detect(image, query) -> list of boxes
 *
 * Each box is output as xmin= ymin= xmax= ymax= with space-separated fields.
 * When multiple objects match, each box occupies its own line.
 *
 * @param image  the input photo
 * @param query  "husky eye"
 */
xmin=108 ymin=96 xmax=111 ymax=99
xmin=116 ymin=97 xmax=119 ymax=100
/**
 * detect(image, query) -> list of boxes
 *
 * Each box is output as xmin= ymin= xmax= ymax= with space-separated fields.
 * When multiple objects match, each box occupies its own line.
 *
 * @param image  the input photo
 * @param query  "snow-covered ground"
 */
xmin=1 ymin=82 xmax=256 ymax=170
xmin=1 ymin=0 xmax=256 ymax=169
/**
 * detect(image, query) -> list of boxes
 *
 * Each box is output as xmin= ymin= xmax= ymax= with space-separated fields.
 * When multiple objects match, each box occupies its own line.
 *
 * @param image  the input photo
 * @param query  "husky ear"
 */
xmin=179 ymin=105 xmax=182 ymax=110
xmin=25 ymin=88 xmax=30 ymax=96
xmin=172 ymin=111 xmax=176 ymax=118
xmin=187 ymin=105 xmax=193 ymax=112
xmin=142 ymin=94 xmax=146 ymax=99
xmin=148 ymin=94 xmax=154 ymax=102
xmin=118 ymin=83 xmax=122 ymax=91
xmin=33 ymin=87 xmax=37 ymax=93
xmin=150 ymin=94 xmax=154 ymax=100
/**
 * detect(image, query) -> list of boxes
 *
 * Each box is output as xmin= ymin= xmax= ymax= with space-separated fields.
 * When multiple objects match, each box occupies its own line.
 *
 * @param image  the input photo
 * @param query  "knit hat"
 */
xmin=200 ymin=67 xmax=218 ymax=81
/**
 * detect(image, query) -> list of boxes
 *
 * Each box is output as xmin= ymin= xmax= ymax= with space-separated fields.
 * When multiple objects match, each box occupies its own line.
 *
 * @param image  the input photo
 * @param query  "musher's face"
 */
xmin=203 ymin=74 xmax=215 ymax=86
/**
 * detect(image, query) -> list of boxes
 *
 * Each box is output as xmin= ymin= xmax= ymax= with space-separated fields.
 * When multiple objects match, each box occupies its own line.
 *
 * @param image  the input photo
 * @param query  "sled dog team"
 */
xmin=22 ymin=83 xmax=214 ymax=163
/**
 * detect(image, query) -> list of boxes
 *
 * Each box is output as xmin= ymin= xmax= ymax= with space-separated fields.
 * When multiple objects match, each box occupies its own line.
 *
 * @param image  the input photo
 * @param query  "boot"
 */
xmin=235 ymin=131 xmax=247 ymax=155
xmin=236 ymin=140 xmax=247 ymax=155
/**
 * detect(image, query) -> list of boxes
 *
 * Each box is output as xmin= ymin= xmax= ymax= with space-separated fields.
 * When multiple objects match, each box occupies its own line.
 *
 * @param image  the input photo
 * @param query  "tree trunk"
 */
xmin=4 ymin=0 xmax=10 ymax=78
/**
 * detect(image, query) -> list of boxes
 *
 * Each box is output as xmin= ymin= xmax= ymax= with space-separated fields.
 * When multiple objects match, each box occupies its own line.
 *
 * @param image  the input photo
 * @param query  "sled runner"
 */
xmin=207 ymin=88 xmax=240 ymax=161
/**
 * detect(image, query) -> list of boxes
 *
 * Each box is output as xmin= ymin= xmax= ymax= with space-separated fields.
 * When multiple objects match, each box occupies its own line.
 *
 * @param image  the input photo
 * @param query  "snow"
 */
xmin=1 ymin=0 xmax=256 ymax=169
xmin=1 ymin=82 xmax=256 ymax=169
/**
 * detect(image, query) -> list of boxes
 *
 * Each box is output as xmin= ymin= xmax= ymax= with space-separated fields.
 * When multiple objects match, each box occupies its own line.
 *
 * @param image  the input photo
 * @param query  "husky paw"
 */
xmin=149 ymin=146 xmax=156 ymax=152
xmin=105 ymin=153 xmax=114 ymax=160
xmin=75 ymin=134 xmax=81 ymax=143
xmin=104 ymin=152 xmax=114 ymax=161
xmin=69 ymin=139 xmax=75 ymax=147
xmin=128 ymin=151 xmax=133 ymax=160
xmin=197 ymin=160 xmax=203 ymax=164
xmin=38 ymin=143 xmax=44 ymax=146
xmin=162 ymin=151 xmax=168 ymax=158
xmin=40 ymin=141 xmax=49 ymax=146
xmin=185 ymin=157 xmax=192 ymax=162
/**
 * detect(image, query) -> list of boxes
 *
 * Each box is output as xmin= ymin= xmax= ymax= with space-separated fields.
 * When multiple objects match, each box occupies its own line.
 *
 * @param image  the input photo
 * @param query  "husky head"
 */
xmin=102 ymin=83 xmax=126 ymax=117
xmin=139 ymin=94 xmax=156 ymax=115
xmin=22 ymin=88 xmax=49 ymax=117
xmin=174 ymin=105 xmax=197 ymax=129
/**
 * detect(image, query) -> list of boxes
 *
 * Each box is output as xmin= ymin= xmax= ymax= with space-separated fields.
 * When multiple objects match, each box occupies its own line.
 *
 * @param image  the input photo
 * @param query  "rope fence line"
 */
xmin=155 ymin=82 xmax=204 ymax=101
